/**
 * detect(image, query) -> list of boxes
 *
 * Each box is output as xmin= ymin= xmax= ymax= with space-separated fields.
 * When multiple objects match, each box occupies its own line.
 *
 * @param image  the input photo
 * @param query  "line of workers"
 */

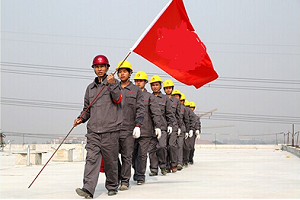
xmin=74 ymin=55 xmax=201 ymax=198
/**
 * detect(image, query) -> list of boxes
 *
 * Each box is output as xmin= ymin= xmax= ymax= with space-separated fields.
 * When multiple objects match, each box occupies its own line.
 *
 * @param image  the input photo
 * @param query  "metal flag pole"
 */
xmin=28 ymin=52 xmax=132 ymax=189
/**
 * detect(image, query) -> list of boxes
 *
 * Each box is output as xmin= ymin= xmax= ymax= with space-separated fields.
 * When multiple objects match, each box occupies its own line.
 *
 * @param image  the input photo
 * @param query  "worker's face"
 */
xmin=151 ymin=82 xmax=161 ymax=93
xmin=164 ymin=86 xmax=173 ymax=95
xmin=180 ymin=100 xmax=185 ymax=105
xmin=94 ymin=64 xmax=108 ymax=78
xmin=134 ymin=79 xmax=147 ymax=89
xmin=118 ymin=68 xmax=130 ymax=82
xmin=190 ymin=107 xmax=195 ymax=111
xmin=174 ymin=94 xmax=181 ymax=100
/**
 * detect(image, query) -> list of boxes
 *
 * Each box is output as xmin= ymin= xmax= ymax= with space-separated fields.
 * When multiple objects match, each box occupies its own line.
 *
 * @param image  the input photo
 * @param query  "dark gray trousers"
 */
xmin=167 ymin=132 xmax=178 ymax=168
xmin=118 ymin=130 xmax=134 ymax=187
xmin=156 ymin=130 xmax=167 ymax=169
xmin=177 ymin=136 xmax=184 ymax=165
xmin=83 ymin=131 xmax=119 ymax=194
xmin=148 ymin=136 xmax=159 ymax=173
xmin=189 ymin=135 xmax=197 ymax=162
xmin=132 ymin=137 xmax=151 ymax=182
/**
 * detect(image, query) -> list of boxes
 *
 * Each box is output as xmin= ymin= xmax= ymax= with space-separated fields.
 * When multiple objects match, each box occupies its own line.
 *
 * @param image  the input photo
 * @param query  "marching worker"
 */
xmin=75 ymin=55 xmax=122 ymax=197
xmin=163 ymin=80 xmax=182 ymax=173
xmin=182 ymin=100 xmax=196 ymax=168
xmin=188 ymin=102 xmax=201 ymax=165
xmin=172 ymin=91 xmax=190 ymax=170
xmin=117 ymin=60 xmax=145 ymax=191
xmin=132 ymin=71 xmax=162 ymax=185
xmin=148 ymin=75 xmax=177 ymax=176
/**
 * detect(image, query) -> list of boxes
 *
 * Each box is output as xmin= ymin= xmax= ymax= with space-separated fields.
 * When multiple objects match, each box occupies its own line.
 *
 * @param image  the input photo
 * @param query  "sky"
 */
xmin=1 ymin=0 xmax=300 ymax=144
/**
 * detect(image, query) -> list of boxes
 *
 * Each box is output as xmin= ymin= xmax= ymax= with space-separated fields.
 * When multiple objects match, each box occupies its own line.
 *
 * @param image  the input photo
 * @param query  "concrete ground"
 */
xmin=1 ymin=146 xmax=300 ymax=199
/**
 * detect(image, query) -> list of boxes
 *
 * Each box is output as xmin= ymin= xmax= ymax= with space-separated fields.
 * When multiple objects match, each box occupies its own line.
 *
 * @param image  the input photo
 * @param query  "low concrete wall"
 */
xmin=196 ymin=144 xmax=281 ymax=150
xmin=281 ymin=145 xmax=300 ymax=158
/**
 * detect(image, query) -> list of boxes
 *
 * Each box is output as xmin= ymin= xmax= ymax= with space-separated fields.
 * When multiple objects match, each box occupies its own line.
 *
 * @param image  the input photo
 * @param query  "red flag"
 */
xmin=131 ymin=0 xmax=218 ymax=89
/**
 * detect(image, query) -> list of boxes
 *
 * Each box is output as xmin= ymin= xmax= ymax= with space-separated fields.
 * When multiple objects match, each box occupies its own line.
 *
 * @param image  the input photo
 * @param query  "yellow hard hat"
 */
xmin=163 ymin=80 xmax=174 ymax=88
xmin=189 ymin=101 xmax=196 ymax=108
xmin=172 ymin=89 xmax=181 ymax=96
xmin=134 ymin=71 xmax=148 ymax=82
xmin=180 ymin=93 xmax=186 ymax=100
xmin=150 ymin=75 xmax=163 ymax=84
xmin=184 ymin=100 xmax=190 ymax=107
xmin=117 ymin=60 xmax=133 ymax=71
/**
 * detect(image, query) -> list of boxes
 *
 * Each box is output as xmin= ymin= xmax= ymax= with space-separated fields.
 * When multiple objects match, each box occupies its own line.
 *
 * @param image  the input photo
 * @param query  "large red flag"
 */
xmin=131 ymin=0 xmax=218 ymax=89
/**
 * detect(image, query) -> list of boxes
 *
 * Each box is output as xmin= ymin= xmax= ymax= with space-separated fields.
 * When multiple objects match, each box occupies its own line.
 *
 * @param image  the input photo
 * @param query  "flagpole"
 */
xmin=130 ymin=0 xmax=173 ymax=51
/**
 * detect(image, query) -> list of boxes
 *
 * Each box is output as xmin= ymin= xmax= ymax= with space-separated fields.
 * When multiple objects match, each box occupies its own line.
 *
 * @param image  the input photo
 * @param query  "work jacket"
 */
xmin=120 ymin=81 xmax=145 ymax=131
xmin=179 ymin=104 xmax=190 ymax=135
xmin=154 ymin=92 xmax=177 ymax=132
xmin=169 ymin=96 xmax=183 ymax=131
xmin=140 ymin=89 xmax=162 ymax=137
xmin=79 ymin=75 xmax=122 ymax=133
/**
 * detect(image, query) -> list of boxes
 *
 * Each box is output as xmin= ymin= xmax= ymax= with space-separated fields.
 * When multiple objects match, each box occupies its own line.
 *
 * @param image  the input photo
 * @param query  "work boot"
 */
xmin=166 ymin=168 xmax=171 ymax=173
xmin=184 ymin=163 xmax=188 ymax=168
xmin=177 ymin=164 xmax=183 ymax=171
xmin=149 ymin=171 xmax=158 ymax=176
xmin=172 ymin=166 xmax=177 ymax=173
xmin=108 ymin=190 xmax=118 ymax=196
xmin=189 ymin=160 xmax=194 ymax=165
xmin=76 ymin=188 xmax=93 ymax=199
xmin=137 ymin=180 xmax=145 ymax=185
xmin=119 ymin=185 xmax=128 ymax=191
xmin=161 ymin=168 xmax=167 ymax=175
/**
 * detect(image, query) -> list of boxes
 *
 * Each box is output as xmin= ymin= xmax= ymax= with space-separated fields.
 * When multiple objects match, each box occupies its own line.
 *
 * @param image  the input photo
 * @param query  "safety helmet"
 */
xmin=92 ymin=55 xmax=110 ymax=68
xmin=134 ymin=71 xmax=148 ymax=82
xmin=184 ymin=100 xmax=190 ymax=107
xmin=189 ymin=102 xmax=196 ymax=108
xmin=117 ymin=60 xmax=133 ymax=72
xmin=163 ymin=80 xmax=174 ymax=88
xmin=172 ymin=89 xmax=181 ymax=96
xmin=180 ymin=93 xmax=186 ymax=100
xmin=150 ymin=75 xmax=163 ymax=84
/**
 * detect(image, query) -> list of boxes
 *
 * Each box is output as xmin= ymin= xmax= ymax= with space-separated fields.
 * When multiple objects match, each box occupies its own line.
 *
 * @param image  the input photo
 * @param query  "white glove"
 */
xmin=155 ymin=128 xmax=162 ymax=139
xmin=188 ymin=130 xmax=193 ymax=138
xmin=167 ymin=126 xmax=172 ymax=134
xmin=195 ymin=130 xmax=200 ymax=135
xmin=133 ymin=127 xmax=141 ymax=139
xmin=196 ymin=134 xmax=201 ymax=140
xmin=177 ymin=128 xmax=181 ymax=136
xmin=185 ymin=133 xmax=189 ymax=139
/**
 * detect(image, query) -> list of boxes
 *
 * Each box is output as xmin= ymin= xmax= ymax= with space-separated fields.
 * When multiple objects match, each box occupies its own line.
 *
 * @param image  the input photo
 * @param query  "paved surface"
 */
xmin=1 ymin=147 xmax=300 ymax=199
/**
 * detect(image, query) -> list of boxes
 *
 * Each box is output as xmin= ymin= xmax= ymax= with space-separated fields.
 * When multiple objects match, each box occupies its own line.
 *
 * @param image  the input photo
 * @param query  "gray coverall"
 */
xmin=132 ymin=89 xmax=162 ymax=182
xmin=148 ymin=92 xmax=177 ymax=173
xmin=183 ymin=107 xmax=197 ymax=165
xmin=166 ymin=96 xmax=182 ymax=169
xmin=177 ymin=104 xmax=190 ymax=166
xmin=118 ymin=81 xmax=145 ymax=187
xmin=189 ymin=115 xmax=201 ymax=163
xmin=79 ymin=76 xmax=122 ymax=195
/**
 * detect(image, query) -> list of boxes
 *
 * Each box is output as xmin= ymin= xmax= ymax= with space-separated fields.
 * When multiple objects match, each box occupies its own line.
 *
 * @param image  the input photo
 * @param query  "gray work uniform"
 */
xmin=118 ymin=81 xmax=145 ymax=187
xmin=79 ymin=76 xmax=122 ymax=195
xmin=177 ymin=104 xmax=190 ymax=166
xmin=183 ymin=107 xmax=197 ymax=164
xmin=189 ymin=115 xmax=201 ymax=163
xmin=132 ymin=89 xmax=162 ymax=182
xmin=166 ymin=96 xmax=181 ymax=169
xmin=148 ymin=92 xmax=177 ymax=171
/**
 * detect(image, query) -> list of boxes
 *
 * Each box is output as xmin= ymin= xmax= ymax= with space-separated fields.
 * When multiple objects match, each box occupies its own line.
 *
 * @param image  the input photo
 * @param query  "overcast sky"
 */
xmin=1 ymin=0 xmax=300 ymax=144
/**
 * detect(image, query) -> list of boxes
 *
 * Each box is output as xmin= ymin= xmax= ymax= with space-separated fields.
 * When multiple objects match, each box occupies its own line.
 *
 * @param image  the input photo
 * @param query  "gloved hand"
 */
xmin=167 ymin=126 xmax=172 ymax=134
xmin=132 ymin=126 xmax=141 ymax=139
xmin=184 ymin=133 xmax=189 ymax=139
xmin=155 ymin=128 xmax=162 ymax=139
xmin=177 ymin=128 xmax=181 ymax=136
xmin=196 ymin=134 xmax=201 ymax=140
xmin=188 ymin=130 xmax=193 ymax=138
xmin=195 ymin=130 xmax=200 ymax=135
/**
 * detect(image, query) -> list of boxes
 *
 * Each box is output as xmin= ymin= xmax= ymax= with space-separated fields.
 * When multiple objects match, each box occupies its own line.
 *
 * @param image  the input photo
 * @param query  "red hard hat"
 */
xmin=92 ymin=55 xmax=110 ymax=68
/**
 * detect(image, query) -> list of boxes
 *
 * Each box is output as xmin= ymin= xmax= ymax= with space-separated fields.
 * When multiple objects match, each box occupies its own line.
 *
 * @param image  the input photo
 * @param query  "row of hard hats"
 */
xmin=91 ymin=56 xmax=196 ymax=108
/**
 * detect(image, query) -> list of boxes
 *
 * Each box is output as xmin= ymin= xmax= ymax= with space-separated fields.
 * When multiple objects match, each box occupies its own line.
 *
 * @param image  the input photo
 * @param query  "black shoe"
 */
xmin=161 ymin=168 xmax=167 ymax=175
xmin=76 ymin=188 xmax=93 ymax=199
xmin=108 ymin=190 xmax=118 ymax=196
xmin=189 ymin=160 xmax=194 ymax=165
xmin=177 ymin=164 xmax=183 ymax=171
xmin=149 ymin=171 xmax=158 ymax=176
xmin=137 ymin=180 xmax=145 ymax=185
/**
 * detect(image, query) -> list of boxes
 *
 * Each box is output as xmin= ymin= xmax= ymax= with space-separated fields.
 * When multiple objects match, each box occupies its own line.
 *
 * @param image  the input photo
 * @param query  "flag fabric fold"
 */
xmin=131 ymin=0 xmax=218 ymax=89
